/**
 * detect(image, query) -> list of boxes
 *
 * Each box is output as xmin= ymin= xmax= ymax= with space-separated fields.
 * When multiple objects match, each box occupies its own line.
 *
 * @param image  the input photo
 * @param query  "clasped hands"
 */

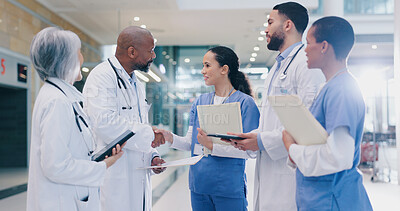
xmin=149 ymin=127 xmax=167 ymax=174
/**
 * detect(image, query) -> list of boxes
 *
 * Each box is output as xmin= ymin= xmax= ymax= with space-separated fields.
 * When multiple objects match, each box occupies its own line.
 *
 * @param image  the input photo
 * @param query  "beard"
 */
xmin=267 ymin=30 xmax=285 ymax=51
xmin=135 ymin=60 xmax=153 ymax=72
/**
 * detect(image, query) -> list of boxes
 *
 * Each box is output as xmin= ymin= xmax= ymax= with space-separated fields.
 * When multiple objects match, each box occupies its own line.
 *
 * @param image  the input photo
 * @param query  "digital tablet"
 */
xmin=92 ymin=130 xmax=135 ymax=162
xmin=207 ymin=134 xmax=245 ymax=140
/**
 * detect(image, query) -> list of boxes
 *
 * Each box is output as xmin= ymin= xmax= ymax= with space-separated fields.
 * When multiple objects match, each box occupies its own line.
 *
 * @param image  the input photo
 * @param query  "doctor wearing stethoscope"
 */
xmin=229 ymin=3 xmax=326 ymax=211
xmin=27 ymin=27 xmax=124 ymax=211
xmin=83 ymin=26 xmax=165 ymax=211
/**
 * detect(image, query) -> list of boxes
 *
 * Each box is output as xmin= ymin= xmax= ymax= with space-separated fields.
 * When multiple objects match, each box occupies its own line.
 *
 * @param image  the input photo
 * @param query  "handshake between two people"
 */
xmin=149 ymin=127 xmax=173 ymax=174
xmin=151 ymin=127 xmax=173 ymax=148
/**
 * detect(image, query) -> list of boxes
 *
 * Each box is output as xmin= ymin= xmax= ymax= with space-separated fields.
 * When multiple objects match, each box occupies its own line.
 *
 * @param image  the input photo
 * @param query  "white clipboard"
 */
xmin=139 ymin=155 xmax=204 ymax=169
xmin=197 ymin=102 xmax=243 ymax=146
xmin=268 ymin=95 xmax=328 ymax=145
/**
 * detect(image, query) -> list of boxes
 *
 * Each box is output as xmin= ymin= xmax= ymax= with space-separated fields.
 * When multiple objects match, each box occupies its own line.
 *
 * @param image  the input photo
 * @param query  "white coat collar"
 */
xmin=47 ymin=77 xmax=84 ymax=103
xmin=285 ymin=42 xmax=303 ymax=59
xmin=108 ymin=56 xmax=136 ymax=84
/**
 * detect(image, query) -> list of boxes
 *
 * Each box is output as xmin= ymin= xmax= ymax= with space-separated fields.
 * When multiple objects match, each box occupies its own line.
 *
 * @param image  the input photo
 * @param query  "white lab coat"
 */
xmin=253 ymin=45 xmax=325 ymax=211
xmin=83 ymin=56 xmax=157 ymax=211
xmin=27 ymin=78 xmax=106 ymax=211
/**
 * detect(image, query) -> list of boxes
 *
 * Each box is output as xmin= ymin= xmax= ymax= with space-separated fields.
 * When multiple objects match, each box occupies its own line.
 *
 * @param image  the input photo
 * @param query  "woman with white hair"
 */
xmin=27 ymin=27 xmax=124 ymax=211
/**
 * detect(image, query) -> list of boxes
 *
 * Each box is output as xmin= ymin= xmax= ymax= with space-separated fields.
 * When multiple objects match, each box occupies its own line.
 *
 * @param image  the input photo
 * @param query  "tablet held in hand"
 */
xmin=207 ymin=133 xmax=245 ymax=140
xmin=92 ymin=130 xmax=135 ymax=162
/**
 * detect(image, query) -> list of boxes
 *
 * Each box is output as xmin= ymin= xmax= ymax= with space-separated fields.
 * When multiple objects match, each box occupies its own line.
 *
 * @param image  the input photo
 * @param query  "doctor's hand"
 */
xmin=151 ymin=127 xmax=165 ymax=148
xmin=282 ymin=130 xmax=296 ymax=152
xmin=282 ymin=130 xmax=297 ymax=164
xmin=227 ymin=132 xmax=259 ymax=151
xmin=197 ymin=128 xmax=213 ymax=151
xmin=154 ymin=129 xmax=173 ymax=144
xmin=151 ymin=157 xmax=166 ymax=174
xmin=104 ymin=143 xmax=125 ymax=168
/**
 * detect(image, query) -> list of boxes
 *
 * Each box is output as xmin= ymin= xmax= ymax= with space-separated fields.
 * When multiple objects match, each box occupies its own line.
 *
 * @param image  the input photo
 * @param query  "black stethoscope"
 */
xmin=107 ymin=59 xmax=134 ymax=110
xmin=45 ymin=79 xmax=95 ymax=156
xmin=279 ymin=44 xmax=304 ymax=80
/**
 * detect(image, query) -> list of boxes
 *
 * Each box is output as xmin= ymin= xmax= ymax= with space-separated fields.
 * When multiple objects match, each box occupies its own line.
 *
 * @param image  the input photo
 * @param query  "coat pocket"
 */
xmin=75 ymin=187 xmax=100 ymax=211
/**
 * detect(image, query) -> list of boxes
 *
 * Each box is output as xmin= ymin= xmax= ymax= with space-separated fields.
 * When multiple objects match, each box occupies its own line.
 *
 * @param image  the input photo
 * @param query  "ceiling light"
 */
xmin=154 ymin=38 xmax=157 ymax=43
xmin=176 ymin=93 xmax=184 ymax=99
xmin=260 ymin=31 xmax=266 ymax=35
xmin=251 ymin=53 xmax=258 ymax=57
xmin=168 ymin=92 xmax=177 ymax=99
xmin=159 ymin=64 xmax=166 ymax=74
xmin=258 ymin=37 xmax=264 ymax=41
xmin=263 ymin=22 xmax=268 ymax=27
xmin=250 ymin=58 xmax=256 ymax=62
xmin=148 ymin=70 xmax=161 ymax=82
xmin=134 ymin=71 xmax=149 ymax=82
xmin=162 ymin=51 xmax=167 ymax=55
xmin=254 ymin=46 xmax=260 ymax=51
xmin=249 ymin=67 xmax=268 ymax=74
xmin=172 ymin=61 xmax=177 ymax=65
xmin=184 ymin=58 xmax=190 ymax=63
xmin=165 ymin=55 xmax=170 ymax=59
xmin=134 ymin=17 xmax=140 ymax=21
xmin=81 ymin=67 xmax=89 ymax=72
xmin=371 ymin=44 xmax=378 ymax=49
xmin=140 ymin=25 xmax=146 ymax=28
xmin=260 ymin=72 xmax=268 ymax=79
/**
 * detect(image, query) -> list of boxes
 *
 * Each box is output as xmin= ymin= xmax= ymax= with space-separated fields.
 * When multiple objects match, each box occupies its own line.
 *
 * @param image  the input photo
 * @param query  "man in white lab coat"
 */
xmin=231 ymin=2 xmax=325 ymax=210
xmin=83 ymin=26 xmax=165 ymax=211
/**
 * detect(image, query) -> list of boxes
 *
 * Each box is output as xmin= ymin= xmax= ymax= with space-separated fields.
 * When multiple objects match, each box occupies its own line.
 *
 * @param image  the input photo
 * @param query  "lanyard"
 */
xmin=45 ymin=79 xmax=94 ymax=156
xmin=210 ymin=87 xmax=235 ymax=105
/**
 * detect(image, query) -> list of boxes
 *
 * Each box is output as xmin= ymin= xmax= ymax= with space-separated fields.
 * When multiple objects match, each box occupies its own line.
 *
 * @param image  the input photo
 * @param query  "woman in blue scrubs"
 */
xmin=158 ymin=46 xmax=260 ymax=211
xmin=282 ymin=17 xmax=373 ymax=210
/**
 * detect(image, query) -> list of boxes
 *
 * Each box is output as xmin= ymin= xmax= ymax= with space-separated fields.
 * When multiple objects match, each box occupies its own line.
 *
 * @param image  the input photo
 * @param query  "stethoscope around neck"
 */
xmin=108 ymin=58 xmax=133 ymax=110
xmin=279 ymin=44 xmax=304 ymax=80
xmin=45 ymin=79 xmax=95 ymax=156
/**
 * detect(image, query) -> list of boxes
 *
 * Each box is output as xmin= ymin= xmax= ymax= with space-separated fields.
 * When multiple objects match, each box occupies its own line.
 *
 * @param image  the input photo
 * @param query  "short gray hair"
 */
xmin=30 ymin=27 xmax=81 ymax=84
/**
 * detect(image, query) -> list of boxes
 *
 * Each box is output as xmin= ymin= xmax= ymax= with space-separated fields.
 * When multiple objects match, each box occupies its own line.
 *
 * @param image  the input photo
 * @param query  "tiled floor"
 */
xmin=1 ymin=151 xmax=400 ymax=211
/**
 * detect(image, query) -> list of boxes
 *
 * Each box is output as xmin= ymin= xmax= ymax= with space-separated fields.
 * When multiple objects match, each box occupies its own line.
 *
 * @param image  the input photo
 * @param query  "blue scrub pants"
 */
xmin=191 ymin=191 xmax=248 ymax=211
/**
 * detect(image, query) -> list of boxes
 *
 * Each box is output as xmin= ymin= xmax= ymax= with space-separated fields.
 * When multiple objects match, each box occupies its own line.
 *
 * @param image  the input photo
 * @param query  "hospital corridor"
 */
xmin=1 ymin=0 xmax=400 ymax=210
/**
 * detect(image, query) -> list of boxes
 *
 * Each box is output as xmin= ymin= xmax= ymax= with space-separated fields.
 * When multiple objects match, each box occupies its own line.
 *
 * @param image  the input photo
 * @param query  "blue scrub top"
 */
xmin=296 ymin=72 xmax=372 ymax=211
xmin=188 ymin=90 xmax=260 ymax=198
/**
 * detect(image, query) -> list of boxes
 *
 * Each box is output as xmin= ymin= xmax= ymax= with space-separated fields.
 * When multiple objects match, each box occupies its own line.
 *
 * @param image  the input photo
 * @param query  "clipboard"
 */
xmin=197 ymin=102 xmax=243 ymax=145
xmin=139 ymin=155 xmax=204 ymax=169
xmin=268 ymin=95 xmax=328 ymax=145
xmin=91 ymin=130 xmax=135 ymax=162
